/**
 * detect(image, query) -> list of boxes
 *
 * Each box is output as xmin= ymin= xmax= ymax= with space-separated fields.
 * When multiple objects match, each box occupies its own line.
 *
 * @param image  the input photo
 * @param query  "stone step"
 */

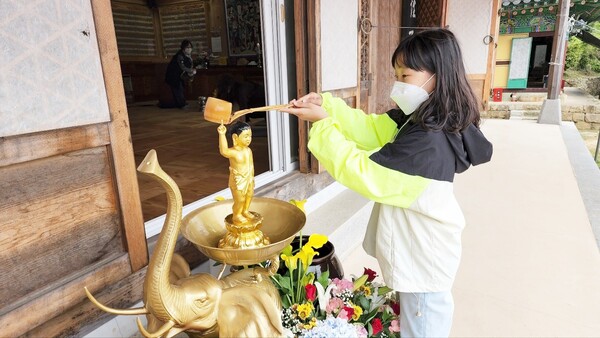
xmin=510 ymin=109 xmax=539 ymax=120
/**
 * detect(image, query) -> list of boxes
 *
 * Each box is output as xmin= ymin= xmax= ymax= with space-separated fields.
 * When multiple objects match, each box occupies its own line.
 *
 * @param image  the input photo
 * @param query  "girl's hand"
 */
xmin=280 ymin=93 xmax=327 ymax=122
xmin=217 ymin=124 xmax=227 ymax=134
xmin=280 ymin=99 xmax=328 ymax=122
xmin=296 ymin=92 xmax=323 ymax=106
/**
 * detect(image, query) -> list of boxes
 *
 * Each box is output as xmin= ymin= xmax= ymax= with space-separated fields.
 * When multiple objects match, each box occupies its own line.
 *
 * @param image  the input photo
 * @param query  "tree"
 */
xmin=566 ymin=21 xmax=600 ymax=73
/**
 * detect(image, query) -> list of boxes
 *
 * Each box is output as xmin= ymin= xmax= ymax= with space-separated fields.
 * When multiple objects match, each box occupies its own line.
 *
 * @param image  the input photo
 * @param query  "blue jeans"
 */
xmin=399 ymin=291 xmax=454 ymax=337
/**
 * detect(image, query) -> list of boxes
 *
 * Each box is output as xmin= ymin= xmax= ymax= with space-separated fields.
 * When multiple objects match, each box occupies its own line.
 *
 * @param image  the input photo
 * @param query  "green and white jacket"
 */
xmin=308 ymin=93 xmax=493 ymax=292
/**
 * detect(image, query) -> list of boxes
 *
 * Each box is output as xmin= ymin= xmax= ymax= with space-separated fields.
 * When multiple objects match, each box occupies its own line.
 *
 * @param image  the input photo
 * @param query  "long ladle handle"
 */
xmin=230 ymin=103 xmax=291 ymax=122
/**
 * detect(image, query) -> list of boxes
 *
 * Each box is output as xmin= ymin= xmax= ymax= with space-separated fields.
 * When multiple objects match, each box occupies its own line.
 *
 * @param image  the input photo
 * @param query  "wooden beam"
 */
xmin=1 ymin=253 xmax=131 ymax=336
xmin=0 ymin=124 xmax=110 ymax=167
xmin=27 ymin=263 xmax=147 ymax=337
xmin=91 ymin=0 xmax=148 ymax=271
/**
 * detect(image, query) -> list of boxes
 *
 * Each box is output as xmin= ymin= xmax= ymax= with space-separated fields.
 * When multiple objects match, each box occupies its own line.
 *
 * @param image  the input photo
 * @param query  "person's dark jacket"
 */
xmin=165 ymin=50 xmax=194 ymax=87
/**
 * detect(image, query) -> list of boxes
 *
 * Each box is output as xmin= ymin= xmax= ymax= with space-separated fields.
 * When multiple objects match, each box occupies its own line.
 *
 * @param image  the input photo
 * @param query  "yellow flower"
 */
xmin=360 ymin=285 xmax=372 ymax=296
xmin=306 ymin=234 xmax=327 ymax=249
xmin=281 ymin=251 xmax=298 ymax=272
xmin=351 ymin=304 xmax=363 ymax=321
xmin=298 ymin=245 xmax=317 ymax=267
xmin=303 ymin=317 xmax=317 ymax=330
xmin=289 ymin=199 xmax=307 ymax=212
xmin=297 ymin=302 xmax=314 ymax=320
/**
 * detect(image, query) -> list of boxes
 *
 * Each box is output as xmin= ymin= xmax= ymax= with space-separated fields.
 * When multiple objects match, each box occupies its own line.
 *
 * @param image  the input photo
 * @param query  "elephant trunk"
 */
xmin=137 ymin=150 xmax=183 ymax=323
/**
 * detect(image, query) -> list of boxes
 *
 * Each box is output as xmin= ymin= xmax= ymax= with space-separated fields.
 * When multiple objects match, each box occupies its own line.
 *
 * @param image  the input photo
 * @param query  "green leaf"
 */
xmin=280 ymin=278 xmax=292 ymax=293
xmin=377 ymin=286 xmax=394 ymax=295
xmin=316 ymin=270 xmax=330 ymax=288
xmin=301 ymin=273 xmax=313 ymax=286
xmin=359 ymin=297 xmax=370 ymax=310
xmin=272 ymin=275 xmax=292 ymax=294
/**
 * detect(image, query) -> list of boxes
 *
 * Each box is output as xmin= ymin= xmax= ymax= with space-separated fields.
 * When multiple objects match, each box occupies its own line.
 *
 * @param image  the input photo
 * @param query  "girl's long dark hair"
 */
xmin=392 ymin=29 xmax=481 ymax=132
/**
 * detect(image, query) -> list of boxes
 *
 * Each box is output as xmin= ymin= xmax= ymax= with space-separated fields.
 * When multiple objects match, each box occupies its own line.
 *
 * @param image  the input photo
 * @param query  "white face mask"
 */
xmin=390 ymin=74 xmax=435 ymax=115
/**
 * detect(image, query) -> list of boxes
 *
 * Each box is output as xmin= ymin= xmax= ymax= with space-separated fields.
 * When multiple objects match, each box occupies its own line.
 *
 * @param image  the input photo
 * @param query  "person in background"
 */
xmin=280 ymin=28 xmax=493 ymax=337
xmin=159 ymin=39 xmax=196 ymax=109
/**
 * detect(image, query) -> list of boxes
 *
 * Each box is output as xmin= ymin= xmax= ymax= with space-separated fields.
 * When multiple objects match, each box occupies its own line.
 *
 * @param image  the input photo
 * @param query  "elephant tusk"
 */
xmin=137 ymin=317 xmax=176 ymax=338
xmin=84 ymin=287 xmax=149 ymax=315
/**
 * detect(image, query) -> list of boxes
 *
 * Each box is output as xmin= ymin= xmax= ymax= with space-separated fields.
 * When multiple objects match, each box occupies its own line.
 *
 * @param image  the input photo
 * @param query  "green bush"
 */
xmin=566 ymin=37 xmax=584 ymax=70
xmin=566 ymin=22 xmax=600 ymax=73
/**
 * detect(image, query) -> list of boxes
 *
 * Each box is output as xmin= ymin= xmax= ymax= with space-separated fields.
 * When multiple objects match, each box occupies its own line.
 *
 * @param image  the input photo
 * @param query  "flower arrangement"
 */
xmin=271 ymin=233 xmax=401 ymax=337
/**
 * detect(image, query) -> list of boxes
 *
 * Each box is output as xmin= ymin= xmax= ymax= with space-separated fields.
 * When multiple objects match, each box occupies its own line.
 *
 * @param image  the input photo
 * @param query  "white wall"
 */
xmin=446 ymin=0 xmax=494 ymax=75
xmin=320 ymin=0 xmax=359 ymax=91
xmin=0 ymin=0 xmax=110 ymax=138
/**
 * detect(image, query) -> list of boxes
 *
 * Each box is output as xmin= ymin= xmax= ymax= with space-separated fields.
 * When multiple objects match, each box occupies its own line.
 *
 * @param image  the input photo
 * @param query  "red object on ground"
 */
xmin=492 ymin=88 xmax=503 ymax=102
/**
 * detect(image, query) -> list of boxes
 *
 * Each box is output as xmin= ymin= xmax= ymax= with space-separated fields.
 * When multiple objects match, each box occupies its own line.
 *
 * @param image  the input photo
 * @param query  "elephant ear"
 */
xmin=193 ymin=296 xmax=208 ymax=308
xmin=218 ymin=287 xmax=284 ymax=337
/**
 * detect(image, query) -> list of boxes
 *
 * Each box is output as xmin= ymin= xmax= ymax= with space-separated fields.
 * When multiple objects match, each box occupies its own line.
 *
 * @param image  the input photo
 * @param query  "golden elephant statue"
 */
xmin=85 ymin=150 xmax=284 ymax=337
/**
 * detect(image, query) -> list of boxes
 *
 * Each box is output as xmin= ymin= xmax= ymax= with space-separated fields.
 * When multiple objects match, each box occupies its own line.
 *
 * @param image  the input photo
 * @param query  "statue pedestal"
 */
xmin=218 ymin=212 xmax=270 ymax=249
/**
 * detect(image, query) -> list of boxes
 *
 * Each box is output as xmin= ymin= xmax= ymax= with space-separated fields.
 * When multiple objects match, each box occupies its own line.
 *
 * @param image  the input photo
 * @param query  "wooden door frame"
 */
xmin=92 ymin=0 xmax=148 ymax=272
xmin=483 ymin=0 xmax=501 ymax=107
xmin=294 ymin=0 xmax=363 ymax=173
xmin=293 ymin=0 xmax=319 ymax=173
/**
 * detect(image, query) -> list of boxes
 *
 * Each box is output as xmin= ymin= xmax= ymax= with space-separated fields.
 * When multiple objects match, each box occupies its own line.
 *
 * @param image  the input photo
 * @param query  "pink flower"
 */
xmin=363 ymin=267 xmax=378 ymax=281
xmin=343 ymin=306 xmax=355 ymax=319
xmin=354 ymin=324 xmax=368 ymax=337
xmin=305 ymin=284 xmax=317 ymax=301
xmin=389 ymin=319 xmax=401 ymax=333
xmin=337 ymin=308 xmax=351 ymax=320
xmin=331 ymin=278 xmax=354 ymax=295
xmin=371 ymin=318 xmax=383 ymax=335
xmin=326 ymin=297 xmax=344 ymax=314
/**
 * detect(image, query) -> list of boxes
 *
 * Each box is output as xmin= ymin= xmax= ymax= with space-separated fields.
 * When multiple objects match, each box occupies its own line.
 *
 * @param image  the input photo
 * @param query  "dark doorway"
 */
xmin=528 ymin=35 xmax=553 ymax=88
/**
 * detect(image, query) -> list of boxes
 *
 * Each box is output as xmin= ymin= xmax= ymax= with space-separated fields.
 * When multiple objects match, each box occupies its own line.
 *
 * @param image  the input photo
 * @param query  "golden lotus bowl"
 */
xmin=181 ymin=197 xmax=306 ymax=265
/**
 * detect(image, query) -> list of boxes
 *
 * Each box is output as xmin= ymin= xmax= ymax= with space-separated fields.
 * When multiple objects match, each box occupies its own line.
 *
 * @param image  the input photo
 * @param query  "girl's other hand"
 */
xmin=280 ymin=97 xmax=328 ymax=123
xmin=296 ymin=92 xmax=323 ymax=106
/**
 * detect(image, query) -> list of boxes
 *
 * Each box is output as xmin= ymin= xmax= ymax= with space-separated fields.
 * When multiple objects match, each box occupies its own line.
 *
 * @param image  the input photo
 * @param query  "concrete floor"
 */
xmin=343 ymin=118 xmax=600 ymax=337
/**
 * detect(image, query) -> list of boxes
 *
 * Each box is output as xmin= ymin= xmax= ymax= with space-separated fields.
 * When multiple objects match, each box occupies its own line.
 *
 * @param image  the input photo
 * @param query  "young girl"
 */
xmin=280 ymin=29 xmax=493 ymax=337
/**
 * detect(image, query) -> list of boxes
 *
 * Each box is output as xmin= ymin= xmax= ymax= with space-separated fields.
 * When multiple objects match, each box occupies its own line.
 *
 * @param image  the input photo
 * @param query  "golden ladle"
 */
xmin=203 ymin=97 xmax=291 ymax=124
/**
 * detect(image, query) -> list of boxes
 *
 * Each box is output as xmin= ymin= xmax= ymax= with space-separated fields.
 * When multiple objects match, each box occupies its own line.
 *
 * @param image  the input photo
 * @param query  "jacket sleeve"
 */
xmin=308 ymin=117 xmax=430 ymax=208
xmin=320 ymin=92 xmax=398 ymax=150
xmin=177 ymin=54 xmax=194 ymax=74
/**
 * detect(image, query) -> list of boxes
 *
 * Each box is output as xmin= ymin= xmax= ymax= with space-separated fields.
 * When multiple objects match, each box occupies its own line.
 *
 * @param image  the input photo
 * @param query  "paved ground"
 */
xmin=563 ymin=87 xmax=600 ymax=162
xmin=344 ymin=118 xmax=600 ymax=337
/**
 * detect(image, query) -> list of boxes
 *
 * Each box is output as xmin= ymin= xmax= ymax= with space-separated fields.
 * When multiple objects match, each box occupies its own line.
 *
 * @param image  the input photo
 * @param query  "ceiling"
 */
xmin=500 ymin=0 xmax=600 ymax=23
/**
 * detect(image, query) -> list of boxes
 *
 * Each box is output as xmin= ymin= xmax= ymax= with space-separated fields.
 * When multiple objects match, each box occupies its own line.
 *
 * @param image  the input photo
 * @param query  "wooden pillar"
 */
xmin=539 ymin=0 xmax=570 ymax=124
xmin=547 ymin=0 xmax=570 ymax=100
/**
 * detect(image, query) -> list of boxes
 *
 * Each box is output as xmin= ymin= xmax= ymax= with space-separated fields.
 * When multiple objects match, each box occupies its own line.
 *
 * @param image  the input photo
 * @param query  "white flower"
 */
xmin=301 ymin=317 xmax=359 ymax=338
xmin=314 ymin=282 xmax=337 ymax=312
xmin=282 ymin=327 xmax=295 ymax=338
xmin=367 ymin=286 xmax=387 ymax=312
